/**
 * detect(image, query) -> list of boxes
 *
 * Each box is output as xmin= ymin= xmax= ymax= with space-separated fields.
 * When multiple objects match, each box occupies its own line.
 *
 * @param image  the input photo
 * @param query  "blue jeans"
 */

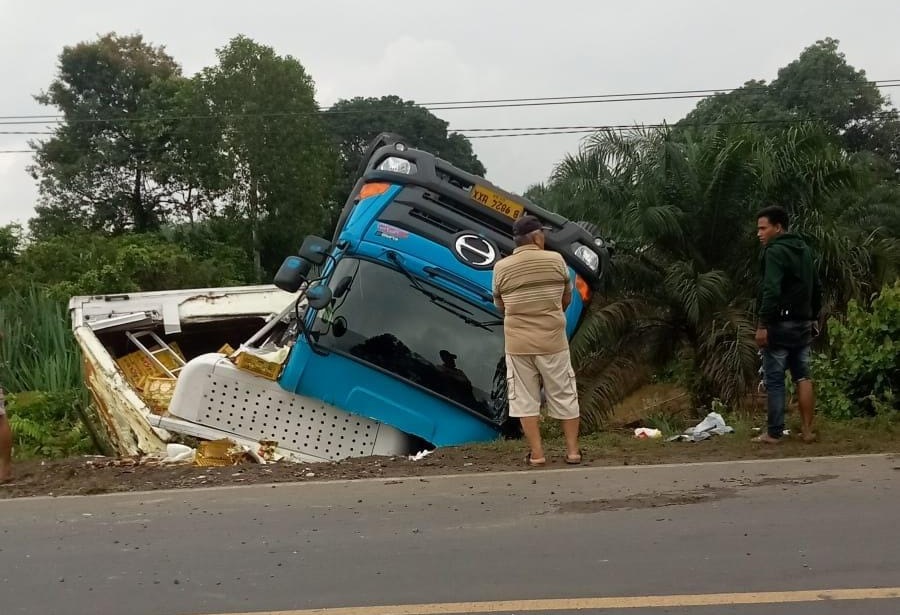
xmin=763 ymin=321 xmax=813 ymax=439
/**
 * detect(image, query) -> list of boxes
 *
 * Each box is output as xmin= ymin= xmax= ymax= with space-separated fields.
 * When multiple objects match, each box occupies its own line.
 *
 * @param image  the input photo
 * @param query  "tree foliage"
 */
xmin=537 ymin=120 xmax=898 ymax=428
xmin=7 ymin=33 xmax=899 ymax=447
xmin=4 ymin=231 xmax=250 ymax=300
xmin=29 ymin=33 xmax=187 ymax=234
xmin=323 ymin=95 xmax=485 ymax=220
xmin=813 ymin=281 xmax=900 ymax=419
xmin=193 ymin=36 xmax=339 ymax=278
xmin=680 ymin=38 xmax=900 ymax=167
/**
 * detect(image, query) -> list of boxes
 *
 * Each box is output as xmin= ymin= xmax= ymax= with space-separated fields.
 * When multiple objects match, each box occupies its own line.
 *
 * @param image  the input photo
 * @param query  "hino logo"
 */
xmin=453 ymin=233 xmax=498 ymax=269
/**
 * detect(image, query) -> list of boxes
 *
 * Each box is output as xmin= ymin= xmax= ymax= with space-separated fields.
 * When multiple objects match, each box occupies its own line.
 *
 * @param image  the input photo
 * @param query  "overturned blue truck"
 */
xmin=70 ymin=133 xmax=612 ymax=462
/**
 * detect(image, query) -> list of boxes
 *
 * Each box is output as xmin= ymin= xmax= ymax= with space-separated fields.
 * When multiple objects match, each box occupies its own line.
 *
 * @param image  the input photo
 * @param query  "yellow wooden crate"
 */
xmin=195 ymin=438 xmax=246 ymax=467
xmin=142 ymin=376 xmax=177 ymax=415
xmin=232 ymin=349 xmax=285 ymax=381
xmin=116 ymin=342 xmax=185 ymax=391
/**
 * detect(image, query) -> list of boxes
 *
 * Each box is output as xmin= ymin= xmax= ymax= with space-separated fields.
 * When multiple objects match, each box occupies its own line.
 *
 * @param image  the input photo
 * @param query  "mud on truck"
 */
xmin=69 ymin=133 xmax=612 ymax=463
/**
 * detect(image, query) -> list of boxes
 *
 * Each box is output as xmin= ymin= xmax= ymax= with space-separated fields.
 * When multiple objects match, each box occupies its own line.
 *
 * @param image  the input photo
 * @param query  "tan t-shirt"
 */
xmin=492 ymin=245 xmax=571 ymax=355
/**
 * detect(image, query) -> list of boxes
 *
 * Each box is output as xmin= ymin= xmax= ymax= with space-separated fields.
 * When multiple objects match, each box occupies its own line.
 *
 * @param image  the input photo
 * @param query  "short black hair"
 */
xmin=756 ymin=205 xmax=789 ymax=230
xmin=512 ymin=215 xmax=543 ymax=237
xmin=514 ymin=232 xmax=539 ymax=247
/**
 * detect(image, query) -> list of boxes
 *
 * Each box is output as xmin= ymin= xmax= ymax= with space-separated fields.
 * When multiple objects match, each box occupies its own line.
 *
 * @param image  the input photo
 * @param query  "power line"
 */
xmin=407 ymin=83 xmax=900 ymax=112
xmin=1 ymin=80 xmax=898 ymax=126
xmin=10 ymin=111 xmax=892 ymax=138
xmin=418 ymin=79 xmax=900 ymax=106
xmin=458 ymin=112 xmax=898 ymax=137
xmin=2 ymin=112 xmax=895 ymax=152
xmin=8 ymin=107 xmax=897 ymax=141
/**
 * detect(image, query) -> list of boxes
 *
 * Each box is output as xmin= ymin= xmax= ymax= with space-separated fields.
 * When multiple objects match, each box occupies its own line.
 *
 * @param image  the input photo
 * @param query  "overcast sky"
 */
xmin=1 ymin=0 xmax=898 ymax=227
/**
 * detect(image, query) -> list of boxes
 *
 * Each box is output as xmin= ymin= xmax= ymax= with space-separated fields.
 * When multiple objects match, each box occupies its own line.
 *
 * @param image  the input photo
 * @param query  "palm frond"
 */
xmin=663 ymin=262 xmax=731 ymax=327
xmin=696 ymin=307 xmax=760 ymax=406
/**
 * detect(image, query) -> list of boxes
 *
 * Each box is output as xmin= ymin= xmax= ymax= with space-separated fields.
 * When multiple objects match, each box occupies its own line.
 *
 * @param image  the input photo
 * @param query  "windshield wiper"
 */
xmin=386 ymin=251 xmax=501 ymax=330
xmin=430 ymin=301 xmax=496 ymax=331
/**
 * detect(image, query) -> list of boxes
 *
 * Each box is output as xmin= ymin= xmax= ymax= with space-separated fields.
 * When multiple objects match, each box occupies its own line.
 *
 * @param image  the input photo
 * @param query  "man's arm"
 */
xmin=562 ymin=282 xmax=572 ymax=311
xmin=560 ymin=257 xmax=572 ymax=311
xmin=757 ymin=247 xmax=784 ymax=327
xmin=492 ymin=268 xmax=505 ymax=311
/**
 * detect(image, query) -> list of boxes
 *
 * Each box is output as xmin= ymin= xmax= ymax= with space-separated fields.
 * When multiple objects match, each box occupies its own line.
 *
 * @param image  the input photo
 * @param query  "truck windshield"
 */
xmin=310 ymin=257 xmax=508 ymax=423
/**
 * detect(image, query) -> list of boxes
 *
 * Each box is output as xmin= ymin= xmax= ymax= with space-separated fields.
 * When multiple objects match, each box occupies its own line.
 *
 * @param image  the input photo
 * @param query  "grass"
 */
xmin=0 ymin=285 xmax=98 ymax=459
xmin=469 ymin=399 xmax=899 ymax=467
xmin=0 ymin=285 xmax=895 ymax=467
xmin=0 ymin=285 xmax=84 ymax=392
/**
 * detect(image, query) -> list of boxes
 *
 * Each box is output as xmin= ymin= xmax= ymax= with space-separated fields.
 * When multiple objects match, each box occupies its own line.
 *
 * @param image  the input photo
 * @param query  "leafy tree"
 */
xmin=0 ymin=223 xmax=22 ymax=264
xmin=194 ymin=36 xmax=338 ymax=279
xmin=769 ymin=38 xmax=887 ymax=136
xmin=680 ymin=38 xmax=899 ymax=165
xmin=28 ymin=33 xmax=187 ymax=235
xmin=543 ymin=123 xmax=895 ymax=428
xmin=324 ymin=95 xmax=486 ymax=217
xmin=681 ymin=79 xmax=793 ymax=130
xmin=9 ymin=232 xmax=249 ymax=300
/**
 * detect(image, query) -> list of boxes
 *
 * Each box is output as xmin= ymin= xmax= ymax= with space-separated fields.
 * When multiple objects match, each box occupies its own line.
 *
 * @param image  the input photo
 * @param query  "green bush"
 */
xmin=6 ymin=390 xmax=97 ymax=459
xmin=813 ymin=281 xmax=900 ymax=419
xmin=7 ymin=231 xmax=253 ymax=301
xmin=1 ymin=285 xmax=99 ymax=458
xmin=0 ymin=285 xmax=83 ymax=393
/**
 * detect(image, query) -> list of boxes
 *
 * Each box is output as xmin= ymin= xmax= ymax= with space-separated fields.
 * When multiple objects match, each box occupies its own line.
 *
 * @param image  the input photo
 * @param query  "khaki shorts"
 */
xmin=506 ymin=350 xmax=579 ymax=420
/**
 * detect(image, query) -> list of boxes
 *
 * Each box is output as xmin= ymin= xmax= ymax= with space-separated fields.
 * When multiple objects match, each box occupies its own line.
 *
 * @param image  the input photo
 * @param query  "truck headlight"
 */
xmin=575 ymin=244 xmax=599 ymax=271
xmin=378 ymin=156 xmax=416 ymax=174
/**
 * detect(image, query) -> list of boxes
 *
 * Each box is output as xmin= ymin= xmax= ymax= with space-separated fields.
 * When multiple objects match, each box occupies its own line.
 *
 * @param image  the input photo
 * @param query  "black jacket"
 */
xmin=757 ymin=233 xmax=822 ymax=326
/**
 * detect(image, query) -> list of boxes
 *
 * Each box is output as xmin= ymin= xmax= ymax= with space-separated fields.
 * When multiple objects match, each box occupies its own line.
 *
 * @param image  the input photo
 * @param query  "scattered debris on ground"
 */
xmin=667 ymin=412 xmax=735 ymax=442
xmin=2 ymin=424 xmax=896 ymax=499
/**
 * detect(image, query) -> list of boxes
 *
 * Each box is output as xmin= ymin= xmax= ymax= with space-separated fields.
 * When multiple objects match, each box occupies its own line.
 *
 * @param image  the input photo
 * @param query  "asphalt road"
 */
xmin=1 ymin=454 xmax=898 ymax=615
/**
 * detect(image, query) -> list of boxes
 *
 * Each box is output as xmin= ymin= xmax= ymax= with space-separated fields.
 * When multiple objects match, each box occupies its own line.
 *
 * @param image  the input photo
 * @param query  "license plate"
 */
xmin=470 ymin=184 xmax=524 ymax=220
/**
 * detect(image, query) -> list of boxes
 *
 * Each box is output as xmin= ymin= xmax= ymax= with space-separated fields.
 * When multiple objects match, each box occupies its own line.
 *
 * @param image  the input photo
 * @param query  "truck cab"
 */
xmin=268 ymin=133 xmax=612 ymax=451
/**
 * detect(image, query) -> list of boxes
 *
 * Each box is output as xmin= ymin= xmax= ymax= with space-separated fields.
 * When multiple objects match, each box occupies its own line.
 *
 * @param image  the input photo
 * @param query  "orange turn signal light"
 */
xmin=575 ymin=274 xmax=591 ymax=303
xmin=358 ymin=182 xmax=392 ymax=200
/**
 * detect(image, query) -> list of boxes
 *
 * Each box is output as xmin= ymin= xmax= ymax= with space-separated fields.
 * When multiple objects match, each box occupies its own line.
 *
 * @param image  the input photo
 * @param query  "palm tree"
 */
xmin=538 ymin=123 xmax=896 ymax=430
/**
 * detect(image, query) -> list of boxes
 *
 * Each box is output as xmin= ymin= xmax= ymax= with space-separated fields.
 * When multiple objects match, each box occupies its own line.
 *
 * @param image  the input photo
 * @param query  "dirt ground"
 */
xmin=3 ymin=420 xmax=897 ymax=499
xmin=3 ymin=384 xmax=897 ymax=500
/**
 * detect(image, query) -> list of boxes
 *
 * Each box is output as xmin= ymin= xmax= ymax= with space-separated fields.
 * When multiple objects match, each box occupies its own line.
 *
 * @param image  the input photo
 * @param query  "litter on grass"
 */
xmin=667 ymin=412 xmax=735 ymax=442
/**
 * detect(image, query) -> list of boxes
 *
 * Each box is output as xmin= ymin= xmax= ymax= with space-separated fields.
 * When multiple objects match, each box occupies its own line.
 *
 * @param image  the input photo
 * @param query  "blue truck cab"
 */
xmin=271 ymin=133 xmax=612 ymax=449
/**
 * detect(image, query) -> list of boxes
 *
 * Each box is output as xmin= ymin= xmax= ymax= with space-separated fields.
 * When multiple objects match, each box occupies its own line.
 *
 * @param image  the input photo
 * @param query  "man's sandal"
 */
xmin=524 ymin=453 xmax=546 ymax=467
xmin=565 ymin=450 xmax=583 ymax=464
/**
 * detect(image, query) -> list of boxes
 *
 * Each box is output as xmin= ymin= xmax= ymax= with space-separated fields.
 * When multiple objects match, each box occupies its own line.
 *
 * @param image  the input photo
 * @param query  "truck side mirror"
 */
xmin=299 ymin=236 xmax=332 ymax=266
xmin=274 ymin=256 xmax=312 ymax=293
xmin=306 ymin=284 xmax=333 ymax=310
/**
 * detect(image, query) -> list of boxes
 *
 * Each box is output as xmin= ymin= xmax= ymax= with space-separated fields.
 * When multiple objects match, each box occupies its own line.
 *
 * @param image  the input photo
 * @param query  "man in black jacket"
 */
xmin=754 ymin=205 xmax=822 ymax=444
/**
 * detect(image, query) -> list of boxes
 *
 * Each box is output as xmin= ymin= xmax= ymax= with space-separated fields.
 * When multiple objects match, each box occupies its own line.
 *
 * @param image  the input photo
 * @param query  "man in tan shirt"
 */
xmin=492 ymin=215 xmax=581 ymax=466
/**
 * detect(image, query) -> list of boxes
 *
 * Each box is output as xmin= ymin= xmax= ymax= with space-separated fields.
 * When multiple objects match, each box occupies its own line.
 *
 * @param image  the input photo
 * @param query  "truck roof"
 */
xmin=339 ymin=133 xmax=611 ymax=291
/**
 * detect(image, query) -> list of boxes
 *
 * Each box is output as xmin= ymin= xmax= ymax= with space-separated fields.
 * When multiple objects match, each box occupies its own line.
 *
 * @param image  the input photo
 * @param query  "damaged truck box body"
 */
xmin=71 ymin=133 xmax=613 ymax=463
xmin=70 ymin=285 xmax=417 ymax=462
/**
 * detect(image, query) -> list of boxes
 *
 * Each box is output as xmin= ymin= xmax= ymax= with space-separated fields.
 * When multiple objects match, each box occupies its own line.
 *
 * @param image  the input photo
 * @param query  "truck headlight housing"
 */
xmin=378 ymin=156 xmax=416 ymax=175
xmin=574 ymin=244 xmax=600 ymax=272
